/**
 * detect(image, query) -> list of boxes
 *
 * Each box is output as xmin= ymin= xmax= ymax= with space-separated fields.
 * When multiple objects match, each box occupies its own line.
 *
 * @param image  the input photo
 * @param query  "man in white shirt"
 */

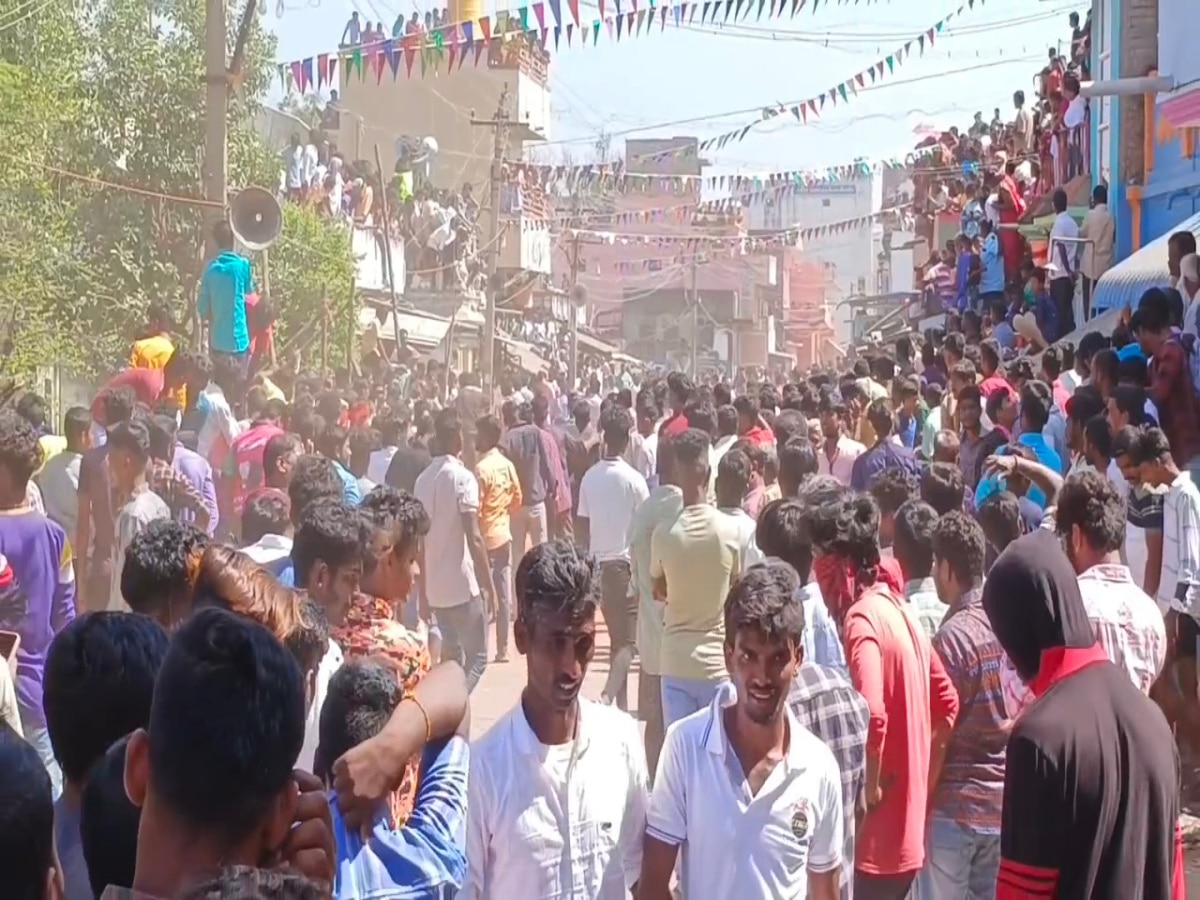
xmin=641 ymin=561 xmax=844 ymax=900
xmin=1055 ymin=470 xmax=1166 ymax=696
xmin=1046 ymin=187 xmax=1081 ymax=334
xmin=577 ymin=405 xmax=649 ymax=711
xmin=1079 ymin=184 xmax=1115 ymax=320
xmin=1179 ymin=252 xmax=1200 ymax=394
xmin=464 ymin=541 xmax=649 ymax=900
xmin=283 ymin=134 xmax=305 ymax=200
xmin=817 ymin=401 xmax=865 ymax=487
xmin=415 ymin=408 xmax=495 ymax=692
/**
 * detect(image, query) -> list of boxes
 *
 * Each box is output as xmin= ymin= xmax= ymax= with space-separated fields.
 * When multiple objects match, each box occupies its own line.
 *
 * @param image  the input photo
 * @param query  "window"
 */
xmin=762 ymin=199 xmax=782 ymax=230
xmin=821 ymin=198 xmax=832 ymax=208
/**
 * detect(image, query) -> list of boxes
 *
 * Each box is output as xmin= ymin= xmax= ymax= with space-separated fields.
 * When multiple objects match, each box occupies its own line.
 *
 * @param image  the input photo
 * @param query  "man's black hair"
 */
xmin=316 ymin=423 xmax=348 ymax=461
xmin=865 ymin=397 xmax=894 ymax=438
xmin=314 ymin=659 xmax=400 ymax=783
xmin=978 ymin=490 xmax=1023 ymax=554
xmin=0 ymin=723 xmax=55 ymax=900
xmin=147 ymin=608 xmax=305 ymax=840
xmin=716 ymin=449 xmax=752 ymax=505
xmin=515 ymin=539 xmax=597 ymax=626
xmin=772 ymin=408 xmax=807 ymax=445
xmin=932 ymin=510 xmax=986 ymax=586
xmin=291 ymin=498 xmax=369 ymax=586
xmin=358 ymin=486 xmax=431 ymax=557
xmin=868 ymin=466 xmax=918 ymax=515
xmin=433 ymin=407 xmax=462 ymax=446
xmin=63 ymin=406 xmax=92 ymax=446
xmin=1111 ymin=424 xmax=1141 ymax=460
xmin=242 ymin=490 xmax=292 ymax=544
xmin=724 ymin=558 xmax=805 ymax=649
xmin=1066 ymin=385 xmax=1105 ymax=424
xmin=120 ymin=520 xmax=209 ymax=620
xmin=920 ymin=462 xmax=965 ymax=516
xmin=80 ymin=735 xmax=141 ymax=897
xmin=1019 ymin=380 xmax=1053 ymax=432
xmin=672 ymin=428 xmax=711 ymax=468
xmin=979 ymin=338 xmax=1001 ymax=373
xmin=44 ymin=612 xmax=169 ymax=785
xmin=108 ymin=418 xmax=152 ymax=464
xmin=600 ymin=405 xmax=633 ymax=451
xmin=778 ymin=437 xmax=818 ymax=493
xmin=476 ymin=414 xmax=503 ymax=447
xmin=683 ymin=401 xmax=717 ymax=436
xmin=1056 ymin=469 xmax=1126 ymax=554
xmin=732 ymin=394 xmax=760 ymax=419
xmin=15 ymin=392 xmax=48 ymax=431
xmin=755 ymin=498 xmax=815 ymax=583
xmin=716 ymin=404 xmax=738 ymax=437
xmin=287 ymin=454 xmax=345 ymax=524
xmin=1111 ymin=384 xmax=1148 ymax=427
xmin=1084 ymin=414 xmax=1113 ymax=461
xmin=892 ymin=500 xmax=938 ymax=579
xmin=666 ymin=371 xmax=695 ymax=407
xmin=0 ymin=410 xmax=42 ymax=489
xmin=796 ymin=474 xmax=847 ymax=510
xmin=263 ymin=432 xmax=304 ymax=478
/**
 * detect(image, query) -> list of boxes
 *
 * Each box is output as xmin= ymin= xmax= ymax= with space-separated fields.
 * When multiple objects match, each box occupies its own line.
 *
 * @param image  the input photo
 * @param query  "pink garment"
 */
xmin=226 ymin=421 xmax=285 ymax=513
xmin=843 ymin=583 xmax=959 ymax=875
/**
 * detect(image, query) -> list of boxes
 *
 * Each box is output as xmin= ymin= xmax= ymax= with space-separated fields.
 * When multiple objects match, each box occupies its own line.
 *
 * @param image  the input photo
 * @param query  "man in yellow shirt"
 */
xmin=474 ymin=414 xmax=522 ymax=662
xmin=130 ymin=303 xmax=175 ymax=371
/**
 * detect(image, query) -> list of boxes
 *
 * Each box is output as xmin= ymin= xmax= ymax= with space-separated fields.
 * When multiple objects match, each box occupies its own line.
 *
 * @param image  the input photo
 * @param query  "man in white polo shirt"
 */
xmin=640 ymin=561 xmax=843 ymax=900
xmin=463 ymin=540 xmax=649 ymax=899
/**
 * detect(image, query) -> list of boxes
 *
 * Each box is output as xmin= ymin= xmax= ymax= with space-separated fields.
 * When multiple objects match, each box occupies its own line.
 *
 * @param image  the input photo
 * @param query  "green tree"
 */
xmin=0 ymin=0 xmax=356 ymax=381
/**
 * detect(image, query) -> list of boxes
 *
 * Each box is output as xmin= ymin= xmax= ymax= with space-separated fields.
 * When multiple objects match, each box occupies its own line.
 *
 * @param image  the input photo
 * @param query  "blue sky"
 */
xmin=268 ymin=0 xmax=1086 ymax=177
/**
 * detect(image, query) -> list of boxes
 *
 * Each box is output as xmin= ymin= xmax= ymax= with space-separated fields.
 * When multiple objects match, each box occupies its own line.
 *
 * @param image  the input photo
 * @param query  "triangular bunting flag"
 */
xmin=626 ymin=11 xmax=635 ymax=32
xmin=519 ymin=6 xmax=529 ymax=30
xmin=818 ymin=93 xmax=825 ymax=109
xmin=828 ymin=86 xmax=837 ymax=105
xmin=885 ymin=55 xmax=894 ymax=73
xmin=300 ymin=57 xmax=313 ymax=92
xmin=800 ymin=104 xmax=807 ymax=123
xmin=473 ymin=38 xmax=486 ymax=65
xmin=277 ymin=64 xmax=287 ymax=93
xmin=419 ymin=46 xmax=428 ymax=77
xmin=917 ymin=34 xmax=925 ymax=53
xmin=674 ymin=4 xmax=683 ymax=26
xmin=593 ymin=19 xmax=601 ymax=40
xmin=808 ymin=99 xmax=818 ymax=117
xmin=838 ymin=83 xmax=848 ymax=102
xmin=927 ymin=26 xmax=935 ymax=44
xmin=876 ymin=60 xmax=884 ymax=77
xmin=733 ymin=0 xmax=744 ymax=19
xmin=383 ymin=39 xmax=398 ymax=76
xmin=855 ymin=72 xmax=864 ymax=87
xmin=533 ymin=3 xmax=545 ymax=29
xmin=289 ymin=60 xmax=303 ymax=91
xmin=606 ymin=15 xmax=614 ymax=39
xmin=566 ymin=21 xmax=574 ymax=43
xmin=403 ymin=44 xmax=415 ymax=77
xmin=636 ymin=9 xmax=646 ymax=33
xmin=316 ymin=53 xmax=328 ymax=89
xmin=659 ymin=5 xmax=667 ymax=29
xmin=328 ymin=56 xmax=337 ymax=86
xmin=598 ymin=0 xmax=605 ymax=18
xmin=554 ymin=25 xmax=561 ymax=49
xmin=756 ymin=0 xmax=765 ymax=18
xmin=447 ymin=41 xmax=457 ymax=69
xmin=688 ymin=3 xmax=697 ymax=23
xmin=349 ymin=49 xmax=362 ymax=79
xmin=791 ymin=0 xmax=801 ymax=14
xmin=462 ymin=20 xmax=473 ymax=44
xmin=479 ymin=15 xmax=492 ymax=41
xmin=616 ymin=11 xmax=624 ymax=35
xmin=701 ymin=0 xmax=711 ymax=22
xmin=723 ymin=0 xmax=733 ymax=20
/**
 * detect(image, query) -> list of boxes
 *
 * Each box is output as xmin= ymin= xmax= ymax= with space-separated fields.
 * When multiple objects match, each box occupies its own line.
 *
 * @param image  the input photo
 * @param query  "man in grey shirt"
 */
xmin=104 ymin=421 xmax=170 ymax=611
xmin=37 ymin=407 xmax=92 ymax=540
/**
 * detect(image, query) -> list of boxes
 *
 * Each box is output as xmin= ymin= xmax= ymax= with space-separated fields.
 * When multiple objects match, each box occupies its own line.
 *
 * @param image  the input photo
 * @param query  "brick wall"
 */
xmin=1117 ymin=0 xmax=1159 ymax=185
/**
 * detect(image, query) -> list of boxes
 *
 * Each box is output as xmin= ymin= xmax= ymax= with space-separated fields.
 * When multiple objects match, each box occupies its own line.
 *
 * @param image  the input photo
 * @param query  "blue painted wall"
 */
xmin=1100 ymin=0 xmax=1200 ymax=259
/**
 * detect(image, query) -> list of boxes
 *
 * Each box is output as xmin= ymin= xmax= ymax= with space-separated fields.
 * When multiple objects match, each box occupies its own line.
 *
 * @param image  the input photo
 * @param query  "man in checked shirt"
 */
xmin=787 ymin=644 xmax=869 ymax=900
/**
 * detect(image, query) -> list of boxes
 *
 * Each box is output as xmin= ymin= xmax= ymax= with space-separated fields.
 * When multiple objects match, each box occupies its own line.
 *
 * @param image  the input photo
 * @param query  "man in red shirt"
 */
xmin=1139 ymin=292 xmax=1200 ymax=467
xmin=733 ymin=394 xmax=774 ymax=448
xmin=658 ymin=372 xmax=695 ymax=439
xmin=810 ymin=490 xmax=960 ymax=900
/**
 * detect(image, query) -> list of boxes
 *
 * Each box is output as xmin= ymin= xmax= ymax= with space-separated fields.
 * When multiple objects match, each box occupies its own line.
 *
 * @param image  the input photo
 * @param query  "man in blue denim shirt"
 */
xmin=755 ymin=497 xmax=846 ymax=672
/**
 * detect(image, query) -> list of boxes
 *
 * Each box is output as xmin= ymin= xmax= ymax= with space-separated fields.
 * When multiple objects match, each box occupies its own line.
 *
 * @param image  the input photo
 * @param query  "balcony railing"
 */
xmin=1039 ymin=106 xmax=1091 ymax=194
xmin=487 ymin=33 xmax=549 ymax=87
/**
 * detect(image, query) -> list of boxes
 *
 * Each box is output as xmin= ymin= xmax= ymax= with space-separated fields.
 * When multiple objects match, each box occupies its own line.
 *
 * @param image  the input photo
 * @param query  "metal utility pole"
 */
xmin=689 ymin=253 xmax=699 ymax=376
xmin=566 ymin=230 xmax=583 ymax=392
xmin=470 ymin=86 xmax=511 ymax=396
xmin=202 ymin=0 xmax=229 ymax=250
xmin=373 ymin=143 xmax=405 ymax=357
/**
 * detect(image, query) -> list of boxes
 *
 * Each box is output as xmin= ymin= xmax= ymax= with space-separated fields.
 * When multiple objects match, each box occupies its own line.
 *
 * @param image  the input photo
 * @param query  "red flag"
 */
xmin=479 ymin=15 xmax=492 ymax=41
xmin=316 ymin=53 xmax=328 ymax=88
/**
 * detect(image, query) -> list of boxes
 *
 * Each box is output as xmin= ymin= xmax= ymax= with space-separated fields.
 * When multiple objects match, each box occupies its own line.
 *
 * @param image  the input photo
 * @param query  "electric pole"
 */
xmin=689 ymin=253 xmax=699 ymax=376
xmin=567 ymin=230 xmax=583 ymax=392
xmin=471 ymin=86 xmax=511 ymax=396
xmin=203 ymin=0 xmax=229 ymax=248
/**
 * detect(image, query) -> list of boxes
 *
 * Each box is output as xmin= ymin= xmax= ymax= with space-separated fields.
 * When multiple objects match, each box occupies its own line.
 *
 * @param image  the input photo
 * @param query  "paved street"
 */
xmin=471 ymin=622 xmax=637 ymax=737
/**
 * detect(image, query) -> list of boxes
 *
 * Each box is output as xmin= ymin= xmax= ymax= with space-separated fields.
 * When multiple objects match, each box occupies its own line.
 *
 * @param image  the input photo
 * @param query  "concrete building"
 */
xmin=744 ymin=178 xmax=880 ymax=344
xmin=1087 ymin=0 xmax=1200 ymax=312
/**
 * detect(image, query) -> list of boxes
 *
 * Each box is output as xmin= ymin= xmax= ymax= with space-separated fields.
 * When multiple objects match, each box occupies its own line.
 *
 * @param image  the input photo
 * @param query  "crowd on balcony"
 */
xmin=339 ymin=8 xmax=453 ymax=47
xmin=902 ymin=8 xmax=1107 ymax=347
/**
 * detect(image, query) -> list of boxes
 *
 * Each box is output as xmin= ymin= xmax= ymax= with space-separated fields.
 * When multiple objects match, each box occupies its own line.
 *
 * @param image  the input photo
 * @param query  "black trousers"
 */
xmin=1051 ymin=276 xmax=1076 ymax=336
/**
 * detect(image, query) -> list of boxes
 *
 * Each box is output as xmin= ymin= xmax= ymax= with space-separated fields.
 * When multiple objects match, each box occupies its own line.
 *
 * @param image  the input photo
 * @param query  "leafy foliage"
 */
xmin=0 ymin=0 xmax=356 ymax=382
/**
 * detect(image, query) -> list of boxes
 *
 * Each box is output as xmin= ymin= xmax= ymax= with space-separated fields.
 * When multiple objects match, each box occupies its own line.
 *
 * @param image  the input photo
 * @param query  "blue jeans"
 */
xmin=23 ymin=724 xmax=63 ymax=801
xmin=914 ymin=816 xmax=1000 ymax=900
xmin=661 ymin=675 xmax=728 ymax=727
xmin=434 ymin=596 xmax=488 ymax=693
xmin=489 ymin=544 xmax=512 ymax=657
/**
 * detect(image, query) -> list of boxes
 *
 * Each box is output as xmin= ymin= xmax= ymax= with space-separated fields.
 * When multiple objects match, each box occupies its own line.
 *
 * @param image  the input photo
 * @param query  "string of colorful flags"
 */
xmin=509 ymin=141 xmax=958 ymax=199
xmin=277 ymin=0 xmax=983 ymax=92
xmin=641 ymin=0 xmax=984 ymax=156
xmin=584 ymin=205 xmax=906 ymax=272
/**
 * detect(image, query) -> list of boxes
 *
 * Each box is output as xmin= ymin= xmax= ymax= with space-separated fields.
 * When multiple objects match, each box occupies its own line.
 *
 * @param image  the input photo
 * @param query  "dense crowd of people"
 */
xmin=1 ymin=208 xmax=1199 ymax=897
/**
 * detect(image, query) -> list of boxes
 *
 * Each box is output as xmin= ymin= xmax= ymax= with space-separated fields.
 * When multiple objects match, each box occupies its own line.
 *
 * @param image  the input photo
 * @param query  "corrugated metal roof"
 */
xmin=1092 ymin=210 xmax=1200 ymax=314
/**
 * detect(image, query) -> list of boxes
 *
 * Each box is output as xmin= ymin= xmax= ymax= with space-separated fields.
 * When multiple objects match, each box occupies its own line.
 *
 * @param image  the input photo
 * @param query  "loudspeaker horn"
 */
xmin=230 ymin=186 xmax=283 ymax=251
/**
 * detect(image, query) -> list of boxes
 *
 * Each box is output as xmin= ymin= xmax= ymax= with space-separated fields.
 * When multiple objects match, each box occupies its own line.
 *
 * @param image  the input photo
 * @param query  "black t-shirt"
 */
xmin=384 ymin=441 xmax=431 ymax=494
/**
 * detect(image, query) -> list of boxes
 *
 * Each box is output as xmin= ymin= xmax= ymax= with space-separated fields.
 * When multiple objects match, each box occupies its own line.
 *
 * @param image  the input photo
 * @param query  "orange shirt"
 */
xmin=474 ymin=447 xmax=522 ymax=551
